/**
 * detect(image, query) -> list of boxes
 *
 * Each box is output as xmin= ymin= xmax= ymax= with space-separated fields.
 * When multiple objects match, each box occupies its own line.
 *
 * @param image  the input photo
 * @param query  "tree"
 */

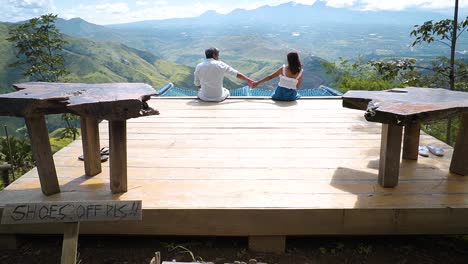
xmin=410 ymin=0 xmax=468 ymax=144
xmin=369 ymin=58 xmax=418 ymax=84
xmin=7 ymin=14 xmax=79 ymax=141
xmin=7 ymin=13 xmax=70 ymax=82
xmin=324 ymin=57 xmax=405 ymax=92
xmin=61 ymin=113 xmax=80 ymax=140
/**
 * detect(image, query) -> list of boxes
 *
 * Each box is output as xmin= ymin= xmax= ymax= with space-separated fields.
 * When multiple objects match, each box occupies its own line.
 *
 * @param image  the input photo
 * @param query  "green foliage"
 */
xmin=324 ymin=57 xmax=396 ymax=92
xmin=411 ymin=18 xmax=468 ymax=47
xmin=7 ymin=14 xmax=70 ymax=82
xmin=369 ymin=58 xmax=417 ymax=82
xmin=61 ymin=113 xmax=80 ymax=140
xmin=0 ymin=134 xmax=34 ymax=178
xmin=395 ymin=56 xmax=468 ymax=91
xmin=49 ymin=131 xmax=74 ymax=153
xmin=411 ymin=13 xmax=468 ymax=94
xmin=422 ymin=118 xmax=460 ymax=144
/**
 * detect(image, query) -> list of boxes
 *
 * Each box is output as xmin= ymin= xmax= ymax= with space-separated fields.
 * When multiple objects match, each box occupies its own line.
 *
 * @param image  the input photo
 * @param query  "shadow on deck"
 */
xmin=1 ymin=98 xmax=468 ymax=251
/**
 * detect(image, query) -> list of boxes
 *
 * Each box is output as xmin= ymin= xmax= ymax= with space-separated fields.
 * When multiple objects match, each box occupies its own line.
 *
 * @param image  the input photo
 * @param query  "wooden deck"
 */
xmin=1 ymin=98 xmax=468 ymax=241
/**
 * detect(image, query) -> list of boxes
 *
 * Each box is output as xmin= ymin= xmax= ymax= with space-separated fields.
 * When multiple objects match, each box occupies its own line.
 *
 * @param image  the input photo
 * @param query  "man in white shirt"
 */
xmin=194 ymin=47 xmax=253 ymax=102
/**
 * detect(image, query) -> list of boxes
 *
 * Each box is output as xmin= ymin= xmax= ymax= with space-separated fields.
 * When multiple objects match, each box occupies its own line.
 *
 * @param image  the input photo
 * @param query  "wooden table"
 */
xmin=0 ymin=82 xmax=158 ymax=195
xmin=343 ymin=87 xmax=468 ymax=187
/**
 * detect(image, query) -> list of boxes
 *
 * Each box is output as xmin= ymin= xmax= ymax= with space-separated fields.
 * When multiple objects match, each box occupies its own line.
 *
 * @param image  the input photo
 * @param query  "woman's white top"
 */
xmin=278 ymin=65 xmax=303 ymax=90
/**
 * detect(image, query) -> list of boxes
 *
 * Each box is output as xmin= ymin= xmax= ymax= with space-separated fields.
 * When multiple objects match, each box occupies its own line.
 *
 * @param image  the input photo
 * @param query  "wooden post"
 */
xmin=402 ymin=122 xmax=421 ymax=160
xmin=450 ymin=113 xmax=468 ymax=176
xmin=61 ymin=222 xmax=80 ymax=264
xmin=109 ymin=120 xmax=127 ymax=193
xmin=80 ymin=117 xmax=101 ymax=176
xmin=378 ymin=123 xmax=403 ymax=188
xmin=25 ymin=115 xmax=60 ymax=195
xmin=248 ymin=236 xmax=286 ymax=253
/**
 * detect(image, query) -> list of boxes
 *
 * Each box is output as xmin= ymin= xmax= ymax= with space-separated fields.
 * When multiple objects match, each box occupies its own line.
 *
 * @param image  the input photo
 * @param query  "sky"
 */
xmin=1 ymin=0 xmax=467 ymax=25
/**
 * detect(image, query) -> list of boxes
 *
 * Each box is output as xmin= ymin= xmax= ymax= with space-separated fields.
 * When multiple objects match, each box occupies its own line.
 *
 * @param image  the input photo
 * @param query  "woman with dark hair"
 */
xmin=252 ymin=51 xmax=303 ymax=101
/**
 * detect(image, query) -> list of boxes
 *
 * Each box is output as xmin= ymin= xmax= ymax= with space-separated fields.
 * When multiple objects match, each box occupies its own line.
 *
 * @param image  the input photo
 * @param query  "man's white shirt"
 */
xmin=194 ymin=58 xmax=238 ymax=101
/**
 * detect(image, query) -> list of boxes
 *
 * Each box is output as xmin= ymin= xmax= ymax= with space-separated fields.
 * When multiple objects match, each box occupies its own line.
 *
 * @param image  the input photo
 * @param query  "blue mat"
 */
xmin=156 ymin=84 xmax=342 ymax=97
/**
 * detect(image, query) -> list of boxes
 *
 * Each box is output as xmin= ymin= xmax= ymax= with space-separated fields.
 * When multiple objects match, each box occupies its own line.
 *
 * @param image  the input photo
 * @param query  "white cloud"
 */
xmin=136 ymin=0 xmax=168 ymax=6
xmin=1 ymin=0 xmax=467 ymax=25
xmin=95 ymin=3 xmax=130 ymax=15
xmin=325 ymin=0 xmax=357 ymax=8
xmin=358 ymin=0 xmax=467 ymax=11
xmin=0 ymin=0 xmax=54 ymax=21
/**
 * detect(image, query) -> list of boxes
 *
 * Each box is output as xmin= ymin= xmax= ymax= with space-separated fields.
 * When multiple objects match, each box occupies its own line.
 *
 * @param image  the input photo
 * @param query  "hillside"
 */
xmin=0 ymin=23 xmax=26 ymax=94
xmin=62 ymin=35 xmax=194 ymax=89
xmin=50 ymin=2 xmax=468 ymax=90
xmin=0 ymin=22 xmax=197 ymax=92
xmin=0 ymin=21 xmax=197 ymax=135
xmin=54 ymin=17 xmax=336 ymax=89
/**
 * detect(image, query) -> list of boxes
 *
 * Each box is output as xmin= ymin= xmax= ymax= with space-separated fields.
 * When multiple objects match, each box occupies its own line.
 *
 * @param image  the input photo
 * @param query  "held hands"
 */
xmin=246 ymin=79 xmax=260 ymax=89
xmin=246 ymin=78 xmax=254 ymax=88
xmin=251 ymin=81 xmax=260 ymax=89
xmin=246 ymin=78 xmax=260 ymax=89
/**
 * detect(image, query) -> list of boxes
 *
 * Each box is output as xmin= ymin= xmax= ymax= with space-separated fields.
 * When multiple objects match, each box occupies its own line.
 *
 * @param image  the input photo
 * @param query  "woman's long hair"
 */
xmin=287 ymin=51 xmax=302 ymax=75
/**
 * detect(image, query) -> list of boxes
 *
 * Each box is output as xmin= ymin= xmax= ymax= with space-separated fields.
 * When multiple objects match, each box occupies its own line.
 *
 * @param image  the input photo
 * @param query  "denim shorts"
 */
xmin=271 ymin=86 xmax=300 ymax=101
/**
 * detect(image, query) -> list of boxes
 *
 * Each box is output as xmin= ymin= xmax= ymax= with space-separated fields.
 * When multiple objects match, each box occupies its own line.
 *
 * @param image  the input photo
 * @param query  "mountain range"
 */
xmin=0 ymin=23 xmax=195 ymax=94
xmin=3 ymin=1 xmax=468 ymax=94
xmin=53 ymin=1 xmax=468 ymax=71
xmin=112 ymin=1 xmax=456 ymax=28
xmin=2 ymin=1 xmax=467 ymax=135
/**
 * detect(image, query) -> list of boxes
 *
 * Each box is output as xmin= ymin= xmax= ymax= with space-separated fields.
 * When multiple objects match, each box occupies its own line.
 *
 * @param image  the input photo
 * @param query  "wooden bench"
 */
xmin=342 ymin=87 xmax=468 ymax=187
xmin=0 ymin=82 xmax=159 ymax=195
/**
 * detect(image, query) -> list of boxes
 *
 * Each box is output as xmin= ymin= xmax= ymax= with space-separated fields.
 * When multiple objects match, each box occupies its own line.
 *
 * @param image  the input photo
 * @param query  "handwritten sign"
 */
xmin=1 ymin=200 xmax=142 ymax=224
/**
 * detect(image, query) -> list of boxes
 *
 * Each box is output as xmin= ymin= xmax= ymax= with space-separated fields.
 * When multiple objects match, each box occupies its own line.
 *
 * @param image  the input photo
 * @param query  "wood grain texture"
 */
xmin=450 ymin=113 xmax=468 ymax=176
xmin=342 ymin=87 xmax=468 ymax=125
xmin=1 ymin=201 xmax=142 ymax=224
xmin=109 ymin=120 xmax=127 ymax=193
xmin=403 ymin=122 xmax=421 ymax=160
xmin=61 ymin=222 xmax=79 ymax=264
xmin=80 ymin=117 xmax=101 ymax=176
xmin=25 ymin=115 xmax=60 ymax=195
xmin=1 ymin=99 xmax=467 ymax=236
xmin=378 ymin=123 xmax=403 ymax=188
xmin=0 ymin=82 xmax=159 ymax=120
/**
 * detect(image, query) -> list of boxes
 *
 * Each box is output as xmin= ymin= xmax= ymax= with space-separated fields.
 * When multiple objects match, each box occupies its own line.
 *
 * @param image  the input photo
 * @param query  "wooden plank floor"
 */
xmin=1 ymin=98 xmax=468 ymax=236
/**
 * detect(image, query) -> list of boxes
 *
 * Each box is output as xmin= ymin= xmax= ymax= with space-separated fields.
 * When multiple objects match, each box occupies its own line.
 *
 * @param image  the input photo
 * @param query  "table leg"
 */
xmin=25 ymin=115 xmax=60 ymax=195
xmin=450 ymin=113 xmax=468 ymax=176
xmin=80 ymin=117 xmax=101 ymax=176
xmin=403 ymin=122 xmax=420 ymax=160
xmin=378 ymin=123 xmax=403 ymax=188
xmin=109 ymin=120 xmax=127 ymax=193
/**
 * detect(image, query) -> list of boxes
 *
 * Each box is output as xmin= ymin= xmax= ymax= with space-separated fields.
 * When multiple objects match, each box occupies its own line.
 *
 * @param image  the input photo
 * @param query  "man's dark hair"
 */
xmin=205 ymin=47 xmax=219 ymax=59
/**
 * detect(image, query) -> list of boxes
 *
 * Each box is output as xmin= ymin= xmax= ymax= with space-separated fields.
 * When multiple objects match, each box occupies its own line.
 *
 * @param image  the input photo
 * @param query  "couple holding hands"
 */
xmin=194 ymin=47 xmax=303 ymax=102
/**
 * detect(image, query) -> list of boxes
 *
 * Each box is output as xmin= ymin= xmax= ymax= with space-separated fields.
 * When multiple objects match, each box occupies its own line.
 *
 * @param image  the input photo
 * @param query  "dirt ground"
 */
xmin=1 ymin=235 xmax=468 ymax=264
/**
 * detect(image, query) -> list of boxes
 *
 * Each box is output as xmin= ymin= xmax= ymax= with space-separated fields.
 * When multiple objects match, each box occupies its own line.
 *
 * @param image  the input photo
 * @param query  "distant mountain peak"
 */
xmin=200 ymin=10 xmax=220 ymax=17
xmin=68 ymin=17 xmax=86 ymax=22
xmin=59 ymin=17 xmax=99 ymax=26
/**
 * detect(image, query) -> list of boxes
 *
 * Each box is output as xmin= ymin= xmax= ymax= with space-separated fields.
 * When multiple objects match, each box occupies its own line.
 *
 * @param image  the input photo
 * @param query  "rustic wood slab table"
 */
xmin=343 ymin=87 xmax=468 ymax=187
xmin=0 ymin=82 xmax=158 ymax=195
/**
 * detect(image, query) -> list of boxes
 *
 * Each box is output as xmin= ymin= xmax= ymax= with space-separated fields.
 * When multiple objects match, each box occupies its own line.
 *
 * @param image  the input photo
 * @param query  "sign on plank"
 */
xmin=1 ymin=200 xmax=142 ymax=224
